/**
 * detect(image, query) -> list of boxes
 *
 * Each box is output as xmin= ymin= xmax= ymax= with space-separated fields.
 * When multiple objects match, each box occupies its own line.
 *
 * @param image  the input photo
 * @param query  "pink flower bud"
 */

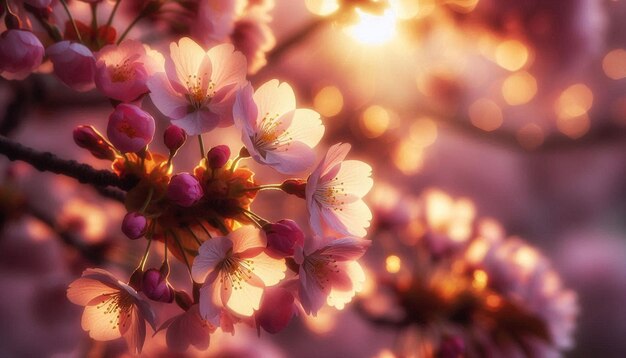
xmin=107 ymin=104 xmax=155 ymax=153
xmin=0 ymin=30 xmax=44 ymax=80
xmin=163 ymin=125 xmax=187 ymax=153
xmin=121 ymin=212 xmax=147 ymax=240
xmin=207 ymin=145 xmax=230 ymax=169
xmin=264 ymin=219 xmax=304 ymax=257
xmin=280 ymin=179 xmax=306 ymax=199
xmin=438 ymin=336 xmax=465 ymax=358
xmin=256 ymin=287 xmax=295 ymax=334
xmin=167 ymin=173 xmax=203 ymax=207
xmin=46 ymin=41 xmax=95 ymax=92
xmin=73 ymin=125 xmax=117 ymax=160
xmin=141 ymin=269 xmax=174 ymax=303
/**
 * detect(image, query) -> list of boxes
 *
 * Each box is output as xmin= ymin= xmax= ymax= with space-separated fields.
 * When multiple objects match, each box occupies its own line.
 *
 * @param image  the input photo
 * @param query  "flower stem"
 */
xmin=139 ymin=186 xmax=154 ymax=213
xmin=197 ymin=135 xmax=206 ymax=160
xmin=139 ymin=236 xmax=153 ymax=271
xmin=170 ymin=230 xmax=193 ymax=275
xmin=90 ymin=3 xmax=98 ymax=34
xmin=105 ymin=0 xmax=121 ymax=28
xmin=241 ymin=208 xmax=269 ymax=226
xmin=185 ymin=226 xmax=203 ymax=247
xmin=60 ymin=0 xmax=83 ymax=44
xmin=240 ymin=184 xmax=283 ymax=192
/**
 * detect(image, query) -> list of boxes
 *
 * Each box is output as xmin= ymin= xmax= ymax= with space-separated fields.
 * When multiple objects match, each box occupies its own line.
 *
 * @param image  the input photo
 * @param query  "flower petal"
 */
xmin=229 ymin=226 xmax=266 ymax=255
xmin=263 ymin=140 xmax=316 ymax=174
xmin=249 ymin=252 xmax=286 ymax=286
xmin=166 ymin=37 xmax=212 ymax=92
xmin=253 ymin=80 xmax=296 ymax=120
xmin=147 ymin=73 xmax=189 ymax=119
xmin=67 ymin=277 xmax=119 ymax=306
xmin=207 ymin=43 xmax=246 ymax=89
xmin=192 ymin=236 xmax=232 ymax=283
xmin=171 ymin=108 xmax=221 ymax=135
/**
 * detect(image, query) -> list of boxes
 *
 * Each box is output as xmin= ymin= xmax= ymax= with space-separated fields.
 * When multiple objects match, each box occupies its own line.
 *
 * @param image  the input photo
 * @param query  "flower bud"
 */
xmin=121 ymin=212 xmax=147 ymax=240
xmin=438 ymin=336 xmax=465 ymax=358
xmin=163 ymin=125 xmax=187 ymax=153
xmin=0 ymin=30 xmax=44 ymax=80
xmin=167 ymin=173 xmax=203 ymax=207
xmin=207 ymin=145 xmax=230 ymax=169
xmin=73 ymin=125 xmax=117 ymax=160
xmin=46 ymin=41 xmax=95 ymax=92
xmin=107 ymin=104 xmax=155 ymax=153
xmin=280 ymin=179 xmax=306 ymax=199
xmin=141 ymin=269 xmax=174 ymax=303
xmin=256 ymin=287 xmax=295 ymax=334
xmin=264 ymin=219 xmax=305 ymax=257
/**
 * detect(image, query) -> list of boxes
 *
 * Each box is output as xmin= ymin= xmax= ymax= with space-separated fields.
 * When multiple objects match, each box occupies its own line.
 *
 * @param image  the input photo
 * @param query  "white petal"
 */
xmin=335 ymin=160 xmax=373 ymax=198
xmin=207 ymin=43 xmax=247 ymax=89
xmin=253 ymin=80 xmax=296 ymax=119
xmin=249 ymin=252 xmax=286 ymax=286
xmin=225 ymin=279 xmax=264 ymax=317
xmin=192 ymin=236 xmax=232 ymax=283
xmin=230 ymin=226 xmax=266 ymax=254
xmin=285 ymin=108 xmax=324 ymax=147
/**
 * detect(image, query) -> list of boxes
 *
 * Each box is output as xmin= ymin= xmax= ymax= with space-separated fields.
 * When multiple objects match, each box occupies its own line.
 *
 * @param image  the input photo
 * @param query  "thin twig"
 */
xmin=0 ymin=135 xmax=137 ymax=191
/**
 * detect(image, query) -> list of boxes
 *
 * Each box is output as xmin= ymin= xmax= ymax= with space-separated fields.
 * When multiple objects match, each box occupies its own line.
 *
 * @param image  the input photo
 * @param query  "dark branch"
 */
xmin=0 ymin=135 xmax=137 ymax=191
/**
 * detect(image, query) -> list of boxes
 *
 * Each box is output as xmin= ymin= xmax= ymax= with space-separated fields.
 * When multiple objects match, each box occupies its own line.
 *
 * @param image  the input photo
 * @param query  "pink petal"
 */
xmin=207 ymin=43 xmax=247 ymax=90
xmin=298 ymin=265 xmax=328 ymax=316
xmin=264 ymin=140 xmax=316 ymax=174
xmin=233 ymin=83 xmax=258 ymax=132
xmin=147 ymin=73 xmax=189 ymax=119
xmin=67 ymin=277 xmax=118 ymax=306
xmin=199 ymin=278 xmax=222 ymax=326
xmin=166 ymin=37 xmax=212 ymax=92
xmin=171 ymin=109 xmax=221 ymax=135
xmin=192 ymin=236 xmax=232 ymax=283
xmin=253 ymin=80 xmax=296 ymax=119
xmin=229 ymin=226 xmax=266 ymax=255
xmin=319 ymin=237 xmax=371 ymax=261
xmin=123 ymin=307 xmax=146 ymax=355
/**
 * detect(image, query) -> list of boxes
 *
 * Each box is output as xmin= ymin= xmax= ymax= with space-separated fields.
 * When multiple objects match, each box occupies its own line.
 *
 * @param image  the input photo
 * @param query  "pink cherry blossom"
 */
xmin=66 ymin=268 xmax=156 ymax=354
xmin=234 ymin=80 xmax=325 ymax=174
xmin=191 ymin=0 xmax=239 ymax=46
xmin=107 ymin=103 xmax=156 ymax=153
xmin=0 ymin=30 xmax=44 ymax=80
xmin=294 ymin=236 xmax=370 ymax=315
xmin=191 ymin=226 xmax=286 ymax=326
xmin=306 ymin=143 xmax=373 ymax=238
xmin=47 ymin=41 xmax=96 ymax=92
xmin=147 ymin=37 xmax=247 ymax=135
xmin=231 ymin=7 xmax=276 ymax=74
xmin=95 ymin=40 xmax=164 ymax=102
xmin=161 ymin=305 xmax=214 ymax=352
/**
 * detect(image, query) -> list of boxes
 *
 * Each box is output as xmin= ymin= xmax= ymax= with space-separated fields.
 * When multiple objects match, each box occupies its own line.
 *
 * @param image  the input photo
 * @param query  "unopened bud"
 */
xmin=121 ymin=212 xmax=147 ymax=240
xmin=73 ymin=125 xmax=117 ymax=160
xmin=167 ymin=173 xmax=204 ymax=207
xmin=163 ymin=124 xmax=186 ymax=154
xmin=207 ymin=145 xmax=230 ymax=169
xmin=263 ymin=219 xmax=305 ymax=257
xmin=141 ymin=268 xmax=174 ymax=303
xmin=280 ymin=179 xmax=307 ymax=199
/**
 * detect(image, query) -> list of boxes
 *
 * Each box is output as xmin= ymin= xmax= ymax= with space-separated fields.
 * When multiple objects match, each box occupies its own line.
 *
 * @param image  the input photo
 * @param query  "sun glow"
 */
xmin=344 ymin=9 xmax=397 ymax=45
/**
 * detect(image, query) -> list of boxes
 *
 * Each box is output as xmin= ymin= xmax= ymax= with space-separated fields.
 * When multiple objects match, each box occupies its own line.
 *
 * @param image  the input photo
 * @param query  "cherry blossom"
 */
xmin=295 ymin=236 xmax=370 ymax=315
xmin=234 ymin=80 xmax=325 ymax=174
xmin=66 ymin=268 xmax=156 ymax=354
xmin=95 ymin=40 xmax=164 ymax=102
xmin=147 ymin=37 xmax=247 ymax=135
xmin=191 ymin=226 xmax=286 ymax=326
xmin=306 ymin=143 xmax=373 ymax=238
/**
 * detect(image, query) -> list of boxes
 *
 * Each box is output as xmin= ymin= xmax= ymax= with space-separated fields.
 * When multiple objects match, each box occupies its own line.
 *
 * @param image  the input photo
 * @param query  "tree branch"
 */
xmin=0 ymin=135 xmax=137 ymax=191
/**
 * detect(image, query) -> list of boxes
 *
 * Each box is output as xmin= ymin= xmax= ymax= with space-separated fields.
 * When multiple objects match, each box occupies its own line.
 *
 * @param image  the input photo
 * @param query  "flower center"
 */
xmin=116 ymin=120 xmax=139 ymax=138
xmin=305 ymin=254 xmax=339 ymax=290
xmin=110 ymin=58 xmax=135 ymax=83
xmin=218 ymin=252 xmax=255 ymax=291
xmin=185 ymin=73 xmax=215 ymax=110
xmin=315 ymin=177 xmax=348 ymax=210
xmin=95 ymin=291 xmax=134 ymax=330
xmin=253 ymin=112 xmax=292 ymax=154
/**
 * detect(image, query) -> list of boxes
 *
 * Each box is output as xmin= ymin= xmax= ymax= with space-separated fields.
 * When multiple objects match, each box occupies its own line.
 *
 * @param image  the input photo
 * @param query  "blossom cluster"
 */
xmin=363 ymin=187 xmax=578 ymax=357
xmin=0 ymin=0 xmax=373 ymax=354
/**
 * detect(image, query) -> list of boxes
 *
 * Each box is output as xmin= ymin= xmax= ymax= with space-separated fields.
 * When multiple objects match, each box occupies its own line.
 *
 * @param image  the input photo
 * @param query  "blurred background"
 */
xmin=1 ymin=0 xmax=626 ymax=357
